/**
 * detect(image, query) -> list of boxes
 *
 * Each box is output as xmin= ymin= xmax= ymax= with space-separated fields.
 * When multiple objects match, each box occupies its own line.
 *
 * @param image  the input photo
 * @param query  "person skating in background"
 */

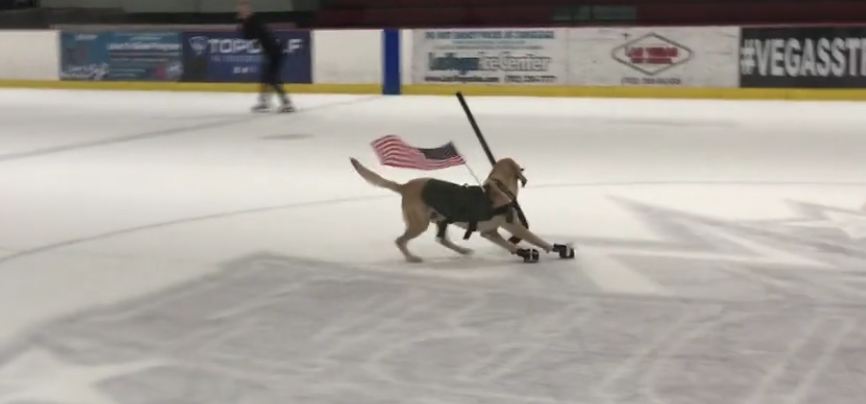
xmin=238 ymin=0 xmax=295 ymax=113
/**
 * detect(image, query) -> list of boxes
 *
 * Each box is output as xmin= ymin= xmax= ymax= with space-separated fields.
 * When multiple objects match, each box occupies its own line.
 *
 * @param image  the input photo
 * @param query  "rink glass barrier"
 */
xmin=3 ymin=25 xmax=866 ymax=99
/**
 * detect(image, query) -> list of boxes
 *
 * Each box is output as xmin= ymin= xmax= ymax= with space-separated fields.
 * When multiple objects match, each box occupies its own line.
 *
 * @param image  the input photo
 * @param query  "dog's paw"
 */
xmin=552 ymin=243 xmax=576 ymax=259
xmin=515 ymin=248 xmax=540 ymax=263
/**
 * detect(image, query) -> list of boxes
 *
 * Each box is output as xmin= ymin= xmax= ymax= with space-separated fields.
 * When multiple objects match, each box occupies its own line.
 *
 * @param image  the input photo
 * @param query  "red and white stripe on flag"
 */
xmin=371 ymin=135 xmax=466 ymax=170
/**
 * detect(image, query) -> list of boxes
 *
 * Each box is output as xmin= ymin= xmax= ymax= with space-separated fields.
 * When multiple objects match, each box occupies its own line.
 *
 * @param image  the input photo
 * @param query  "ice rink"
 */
xmin=1 ymin=88 xmax=865 ymax=403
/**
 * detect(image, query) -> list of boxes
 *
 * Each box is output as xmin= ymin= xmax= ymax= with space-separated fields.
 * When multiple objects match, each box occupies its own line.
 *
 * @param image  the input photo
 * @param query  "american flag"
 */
xmin=371 ymin=135 xmax=466 ymax=170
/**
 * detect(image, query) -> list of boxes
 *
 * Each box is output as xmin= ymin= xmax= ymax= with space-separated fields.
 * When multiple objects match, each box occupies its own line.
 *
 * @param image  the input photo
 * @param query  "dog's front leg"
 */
xmin=481 ymin=229 xmax=520 ymax=254
xmin=501 ymin=222 xmax=554 ymax=253
xmin=482 ymin=229 xmax=542 ymax=263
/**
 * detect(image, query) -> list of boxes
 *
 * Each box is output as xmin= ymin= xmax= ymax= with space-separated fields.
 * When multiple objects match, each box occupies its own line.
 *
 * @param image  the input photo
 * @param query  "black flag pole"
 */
xmin=456 ymin=92 xmax=496 ymax=166
xmin=456 ymin=91 xmax=529 ymax=244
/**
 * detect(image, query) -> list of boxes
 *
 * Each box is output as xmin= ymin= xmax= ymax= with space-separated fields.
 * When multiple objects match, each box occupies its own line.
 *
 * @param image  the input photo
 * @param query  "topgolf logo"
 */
xmin=188 ymin=36 xmax=209 ymax=56
xmin=187 ymin=36 xmax=303 ymax=56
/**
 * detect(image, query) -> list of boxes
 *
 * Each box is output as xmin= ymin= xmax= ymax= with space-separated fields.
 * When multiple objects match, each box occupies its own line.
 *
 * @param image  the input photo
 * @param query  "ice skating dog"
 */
xmin=350 ymin=157 xmax=568 ymax=263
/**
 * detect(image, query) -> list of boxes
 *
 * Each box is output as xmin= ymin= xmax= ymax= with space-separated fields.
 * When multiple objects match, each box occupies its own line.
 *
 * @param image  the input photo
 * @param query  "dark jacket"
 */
xmin=422 ymin=179 xmax=497 ymax=223
xmin=240 ymin=13 xmax=281 ymax=58
xmin=422 ymin=179 xmax=515 ymax=239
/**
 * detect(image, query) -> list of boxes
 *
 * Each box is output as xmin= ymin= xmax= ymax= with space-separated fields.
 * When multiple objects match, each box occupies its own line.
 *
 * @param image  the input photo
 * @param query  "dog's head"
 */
xmin=485 ymin=158 xmax=527 ymax=201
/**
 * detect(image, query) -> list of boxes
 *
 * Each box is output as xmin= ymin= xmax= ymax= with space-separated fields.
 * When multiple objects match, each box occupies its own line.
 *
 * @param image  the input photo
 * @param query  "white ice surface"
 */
xmin=1 ymin=89 xmax=865 ymax=403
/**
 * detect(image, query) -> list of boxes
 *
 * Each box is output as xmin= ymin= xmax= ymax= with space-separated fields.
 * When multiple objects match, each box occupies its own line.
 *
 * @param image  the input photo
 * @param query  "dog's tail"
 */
xmin=350 ymin=158 xmax=402 ymax=193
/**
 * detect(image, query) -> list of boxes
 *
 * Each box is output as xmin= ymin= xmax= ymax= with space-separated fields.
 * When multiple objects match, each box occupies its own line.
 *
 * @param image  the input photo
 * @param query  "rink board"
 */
xmin=4 ymin=25 xmax=866 ymax=100
xmin=4 ymin=80 xmax=866 ymax=101
xmin=0 ymin=80 xmax=380 ymax=94
xmin=402 ymin=84 xmax=866 ymax=100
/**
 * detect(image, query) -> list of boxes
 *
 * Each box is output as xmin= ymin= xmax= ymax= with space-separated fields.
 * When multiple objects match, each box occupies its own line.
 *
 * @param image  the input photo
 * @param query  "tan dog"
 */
xmin=350 ymin=157 xmax=555 ymax=263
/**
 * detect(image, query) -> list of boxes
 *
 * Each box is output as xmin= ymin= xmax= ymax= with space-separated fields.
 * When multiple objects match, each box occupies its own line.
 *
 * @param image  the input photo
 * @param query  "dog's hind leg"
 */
xmin=435 ymin=222 xmax=473 ymax=256
xmin=396 ymin=206 xmax=429 ymax=263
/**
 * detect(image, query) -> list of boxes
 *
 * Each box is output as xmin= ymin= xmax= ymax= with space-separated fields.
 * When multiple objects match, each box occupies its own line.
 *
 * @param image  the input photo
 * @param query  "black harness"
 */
xmin=421 ymin=179 xmax=518 ymax=240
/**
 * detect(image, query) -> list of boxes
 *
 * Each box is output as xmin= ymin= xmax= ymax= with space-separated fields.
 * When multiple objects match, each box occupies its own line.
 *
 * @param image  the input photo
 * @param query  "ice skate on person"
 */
xmin=252 ymin=94 xmax=295 ymax=113
xmin=275 ymin=90 xmax=295 ymax=113
xmin=251 ymin=93 xmax=271 ymax=112
xmin=251 ymin=102 xmax=271 ymax=112
xmin=277 ymin=102 xmax=296 ymax=113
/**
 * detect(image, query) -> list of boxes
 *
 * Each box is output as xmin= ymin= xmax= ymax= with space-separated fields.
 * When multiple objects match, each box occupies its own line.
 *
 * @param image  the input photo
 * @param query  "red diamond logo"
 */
xmin=612 ymin=33 xmax=693 ymax=76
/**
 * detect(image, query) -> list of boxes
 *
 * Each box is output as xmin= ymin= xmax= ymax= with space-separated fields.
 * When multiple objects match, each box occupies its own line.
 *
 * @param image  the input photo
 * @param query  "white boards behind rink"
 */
xmin=567 ymin=26 xmax=740 ymax=88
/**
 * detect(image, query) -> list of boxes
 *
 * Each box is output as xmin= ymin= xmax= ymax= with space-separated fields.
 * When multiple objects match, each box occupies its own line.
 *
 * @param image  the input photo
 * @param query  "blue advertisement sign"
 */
xmin=60 ymin=31 xmax=182 ymax=81
xmin=181 ymin=30 xmax=312 ymax=83
xmin=105 ymin=32 xmax=183 ymax=81
xmin=60 ymin=32 xmax=110 ymax=80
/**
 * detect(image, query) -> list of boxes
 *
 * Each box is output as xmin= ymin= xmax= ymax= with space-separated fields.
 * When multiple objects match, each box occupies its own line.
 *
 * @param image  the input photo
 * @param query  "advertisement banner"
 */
xmin=740 ymin=26 xmax=866 ymax=88
xmin=181 ymin=30 xmax=312 ymax=83
xmin=60 ymin=32 xmax=110 ymax=80
xmin=568 ymin=27 xmax=739 ymax=87
xmin=412 ymin=29 xmax=567 ymax=85
xmin=105 ymin=32 xmax=183 ymax=81
xmin=60 ymin=31 xmax=182 ymax=81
